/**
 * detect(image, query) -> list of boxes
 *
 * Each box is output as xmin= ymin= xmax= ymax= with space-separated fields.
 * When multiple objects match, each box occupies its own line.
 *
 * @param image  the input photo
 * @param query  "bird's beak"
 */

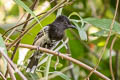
xmin=69 ymin=24 xmax=76 ymax=29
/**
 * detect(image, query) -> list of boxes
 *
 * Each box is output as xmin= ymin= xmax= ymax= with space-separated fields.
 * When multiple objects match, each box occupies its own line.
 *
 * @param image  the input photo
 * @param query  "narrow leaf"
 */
xmin=73 ymin=22 xmax=87 ymax=41
xmin=50 ymin=71 xmax=71 ymax=80
xmin=0 ymin=34 xmax=7 ymax=75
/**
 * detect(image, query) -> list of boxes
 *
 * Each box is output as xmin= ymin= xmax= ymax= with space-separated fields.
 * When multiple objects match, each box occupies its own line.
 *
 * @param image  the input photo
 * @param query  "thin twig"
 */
xmin=5 ymin=28 xmax=16 ymax=42
xmin=3 ymin=36 xmax=13 ymax=42
xmin=0 ymin=72 xmax=6 ymax=80
xmin=49 ymin=0 xmax=55 ymax=3
xmin=0 ymin=48 xmax=27 ymax=80
xmin=7 ymin=64 xmax=16 ymax=80
xmin=109 ymin=36 xmax=117 ymax=80
xmin=86 ymin=0 xmax=119 ymax=79
xmin=6 ymin=43 xmax=110 ymax=80
xmin=115 ymin=50 xmax=119 ymax=80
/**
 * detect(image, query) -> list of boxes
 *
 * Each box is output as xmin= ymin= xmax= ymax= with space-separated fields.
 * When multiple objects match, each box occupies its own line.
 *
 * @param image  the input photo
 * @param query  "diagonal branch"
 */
xmin=0 ymin=72 xmax=6 ymax=80
xmin=7 ymin=64 xmax=16 ymax=80
xmin=6 ymin=43 xmax=110 ymax=80
xmin=0 ymin=48 xmax=27 ymax=80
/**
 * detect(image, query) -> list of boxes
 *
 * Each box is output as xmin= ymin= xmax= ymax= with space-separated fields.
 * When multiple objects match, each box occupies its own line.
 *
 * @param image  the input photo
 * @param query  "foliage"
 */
xmin=0 ymin=0 xmax=120 ymax=80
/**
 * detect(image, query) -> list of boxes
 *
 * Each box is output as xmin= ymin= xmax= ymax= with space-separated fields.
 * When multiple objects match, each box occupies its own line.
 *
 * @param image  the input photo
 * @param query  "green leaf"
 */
xmin=44 ymin=54 xmax=52 ymax=80
xmin=84 ymin=18 xmax=120 ymax=34
xmin=0 ymin=35 xmax=7 ymax=54
xmin=50 ymin=60 xmax=63 ymax=68
xmin=73 ymin=22 xmax=87 ymax=41
xmin=29 ymin=73 xmax=39 ymax=80
xmin=0 ymin=34 xmax=7 ymax=75
xmin=68 ymin=12 xmax=87 ymax=41
xmin=78 ymin=28 xmax=87 ymax=41
xmin=69 ymin=12 xmax=84 ymax=28
xmin=8 ymin=4 xmax=19 ymax=16
xmin=50 ymin=71 xmax=71 ymax=80
xmin=91 ymin=30 xmax=110 ymax=37
xmin=66 ymin=30 xmax=84 ymax=59
xmin=69 ymin=12 xmax=81 ymax=19
xmin=13 ymin=49 xmax=19 ymax=64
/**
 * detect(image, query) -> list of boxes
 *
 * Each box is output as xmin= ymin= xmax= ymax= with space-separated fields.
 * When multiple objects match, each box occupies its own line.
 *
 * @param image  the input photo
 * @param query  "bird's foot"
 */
xmin=56 ymin=51 xmax=60 ymax=56
xmin=56 ymin=51 xmax=64 ymax=59
xmin=36 ymin=46 xmax=40 ymax=51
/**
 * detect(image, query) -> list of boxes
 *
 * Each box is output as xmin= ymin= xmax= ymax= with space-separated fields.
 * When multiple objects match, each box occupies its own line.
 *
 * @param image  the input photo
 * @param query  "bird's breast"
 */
xmin=34 ymin=34 xmax=50 ymax=47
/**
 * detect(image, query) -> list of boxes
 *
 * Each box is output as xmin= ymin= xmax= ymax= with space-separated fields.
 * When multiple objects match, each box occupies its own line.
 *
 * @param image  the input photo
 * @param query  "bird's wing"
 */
xmin=33 ymin=26 xmax=49 ymax=46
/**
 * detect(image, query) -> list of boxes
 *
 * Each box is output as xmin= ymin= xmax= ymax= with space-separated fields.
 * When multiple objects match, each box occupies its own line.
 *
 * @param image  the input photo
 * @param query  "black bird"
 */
xmin=26 ymin=15 xmax=76 ymax=73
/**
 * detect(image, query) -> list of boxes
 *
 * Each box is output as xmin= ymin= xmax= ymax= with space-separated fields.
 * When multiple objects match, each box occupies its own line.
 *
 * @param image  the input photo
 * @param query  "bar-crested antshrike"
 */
xmin=26 ymin=15 xmax=76 ymax=73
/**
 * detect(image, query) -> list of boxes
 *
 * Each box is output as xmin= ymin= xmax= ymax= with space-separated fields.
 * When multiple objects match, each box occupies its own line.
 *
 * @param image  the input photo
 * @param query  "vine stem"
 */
xmin=86 ymin=0 xmax=119 ymax=79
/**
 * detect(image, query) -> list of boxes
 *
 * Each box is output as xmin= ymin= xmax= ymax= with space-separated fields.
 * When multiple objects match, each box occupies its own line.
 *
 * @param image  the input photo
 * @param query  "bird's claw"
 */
xmin=56 ymin=51 xmax=60 ymax=56
xmin=37 ymin=46 xmax=40 ymax=51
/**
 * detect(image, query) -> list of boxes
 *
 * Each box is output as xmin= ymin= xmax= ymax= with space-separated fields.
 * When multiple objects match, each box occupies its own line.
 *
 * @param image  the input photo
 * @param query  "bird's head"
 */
xmin=53 ymin=15 xmax=76 ymax=30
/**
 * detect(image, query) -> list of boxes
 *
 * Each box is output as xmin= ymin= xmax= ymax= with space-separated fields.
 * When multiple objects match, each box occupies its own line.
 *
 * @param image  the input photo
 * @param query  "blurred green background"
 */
xmin=0 ymin=0 xmax=120 ymax=80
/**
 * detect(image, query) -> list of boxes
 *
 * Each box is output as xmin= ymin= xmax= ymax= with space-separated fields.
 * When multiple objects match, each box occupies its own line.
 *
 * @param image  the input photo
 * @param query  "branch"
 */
xmin=115 ymin=50 xmax=119 ymax=80
xmin=109 ymin=36 xmax=117 ymax=80
xmin=7 ymin=64 xmax=16 ymax=80
xmin=6 ymin=43 xmax=110 ymax=80
xmin=0 ymin=48 xmax=27 ymax=80
xmin=0 ymin=72 xmax=6 ymax=80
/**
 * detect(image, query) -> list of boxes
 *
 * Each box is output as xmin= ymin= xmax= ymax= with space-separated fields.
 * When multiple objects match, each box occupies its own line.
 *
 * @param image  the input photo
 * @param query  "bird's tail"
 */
xmin=26 ymin=51 xmax=42 ymax=73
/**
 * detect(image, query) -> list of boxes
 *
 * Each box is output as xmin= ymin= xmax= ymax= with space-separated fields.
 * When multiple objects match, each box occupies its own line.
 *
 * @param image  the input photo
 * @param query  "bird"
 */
xmin=26 ymin=15 xmax=76 ymax=73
